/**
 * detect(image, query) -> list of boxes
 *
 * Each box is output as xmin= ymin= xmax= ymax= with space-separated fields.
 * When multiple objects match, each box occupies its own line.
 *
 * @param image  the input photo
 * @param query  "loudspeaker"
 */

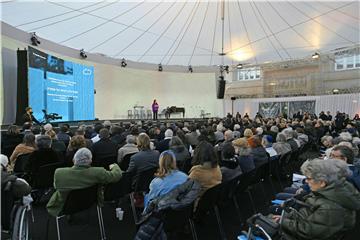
xmin=217 ymin=76 xmax=226 ymax=99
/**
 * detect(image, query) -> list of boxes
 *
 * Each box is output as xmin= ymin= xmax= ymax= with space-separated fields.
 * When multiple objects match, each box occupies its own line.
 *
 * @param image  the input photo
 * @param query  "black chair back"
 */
xmin=120 ymin=153 xmax=136 ymax=171
xmin=235 ymin=170 xmax=255 ymax=194
xmin=13 ymin=153 xmax=31 ymax=173
xmin=194 ymin=184 xmax=221 ymax=219
xmin=61 ymin=185 xmax=98 ymax=215
xmin=32 ymin=162 xmax=63 ymax=189
xmin=162 ymin=204 xmax=193 ymax=234
xmin=133 ymin=167 xmax=157 ymax=193
xmin=104 ymin=172 xmax=133 ymax=201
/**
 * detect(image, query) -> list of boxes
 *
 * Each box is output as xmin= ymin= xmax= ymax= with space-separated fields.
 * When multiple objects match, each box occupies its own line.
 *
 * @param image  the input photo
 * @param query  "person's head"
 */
xmin=339 ymin=132 xmax=352 ymax=142
xmin=68 ymin=135 xmax=86 ymax=151
xmin=155 ymin=150 xmax=177 ymax=178
xmin=137 ymin=133 xmax=151 ymax=150
xmin=330 ymin=145 xmax=354 ymax=164
xmin=301 ymin=158 xmax=351 ymax=192
xmin=222 ymin=143 xmax=235 ymax=159
xmin=103 ymin=120 xmax=112 ymax=129
xmin=270 ymin=125 xmax=279 ymax=133
xmin=224 ymin=130 xmax=234 ymax=141
xmin=60 ymin=124 xmax=69 ymax=133
xmin=192 ymin=141 xmax=218 ymax=168
xmin=169 ymin=136 xmax=184 ymax=148
xmin=110 ymin=125 xmax=122 ymax=135
xmin=7 ymin=125 xmax=19 ymax=135
xmin=262 ymin=135 xmax=273 ymax=148
xmin=153 ymin=99 xmax=157 ymax=104
xmin=43 ymin=123 xmax=53 ymax=132
xmin=25 ymin=107 xmax=32 ymax=114
xmin=234 ymin=124 xmax=240 ymax=131
xmin=36 ymin=135 xmax=52 ymax=149
xmin=31 ymin=125 xmax=41 ymax=135
xmin=73 ymin=147 xmax=92 ymax=166
xmin=99 ymin=128 xmax=110 ymax=139
xmin=94 ymin=123 xmax=104 ymax=134
xmin=276 ymin=133 xmax=287 ymax=143
xmin=256 ymin=127 xmax=263 ymax=136
xmin=321 ymin=136 xmax=333 ymax=148
xmin=45 ymin=129 xmax=57 ymax=140
xmin=248 ymin=136 xmax=262 ymax=148
xmin=126 ymin=135 xmax=137 ymax=144
xmin=282 ymin=128 xmax=293 ymax=140
xmin=1 ymin=154 xmax=9 ymax=170
xmin=23 ymin=133 xmax=36 ymax=148
xmin=243 ymin=128 xmax=253 ymax=138
xmin=165 ymin=129 xmax=173 ymax=138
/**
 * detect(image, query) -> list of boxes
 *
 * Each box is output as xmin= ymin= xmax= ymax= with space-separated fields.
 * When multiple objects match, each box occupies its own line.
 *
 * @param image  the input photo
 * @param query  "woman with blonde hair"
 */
xmin=144 ymin=150 xmax=188 ymax=208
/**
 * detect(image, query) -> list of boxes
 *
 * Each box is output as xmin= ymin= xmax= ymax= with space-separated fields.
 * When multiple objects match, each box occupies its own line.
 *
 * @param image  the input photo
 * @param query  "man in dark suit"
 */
xmin=127 ymin=133 xmax=159 ymax=180
xmin=91 ymin=128 xmax=118 ymax=167
xmin=22 ymin=107 xmax=40 ymax=125
xmin=156 ymin=129 xmax=173 ymax=153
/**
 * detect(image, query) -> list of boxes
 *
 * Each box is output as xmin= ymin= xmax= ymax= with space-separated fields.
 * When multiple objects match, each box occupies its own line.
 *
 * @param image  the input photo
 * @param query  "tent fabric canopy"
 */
xmin=1 ymin=0 xmax=359 ymax=66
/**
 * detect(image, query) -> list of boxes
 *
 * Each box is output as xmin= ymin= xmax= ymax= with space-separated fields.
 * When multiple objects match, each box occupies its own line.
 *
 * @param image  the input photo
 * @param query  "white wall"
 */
xmin=225 ymin=93 xmax=360 ymax=118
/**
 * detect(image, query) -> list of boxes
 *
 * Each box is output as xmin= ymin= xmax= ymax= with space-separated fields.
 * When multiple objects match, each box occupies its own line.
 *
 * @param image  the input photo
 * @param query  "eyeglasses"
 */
xmin=305 ymin=176 xmax=313 ymax=181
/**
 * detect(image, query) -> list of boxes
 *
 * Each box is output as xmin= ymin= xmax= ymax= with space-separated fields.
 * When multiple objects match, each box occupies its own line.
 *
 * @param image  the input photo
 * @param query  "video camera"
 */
xmin=42 ymin=109 xmax=62 ymax=122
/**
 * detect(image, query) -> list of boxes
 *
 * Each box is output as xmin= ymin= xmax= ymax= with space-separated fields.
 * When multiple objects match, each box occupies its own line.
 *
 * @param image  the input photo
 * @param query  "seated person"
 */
xmin=45 ymin=130 xmax=66 ymax=154
xmin=127 ymin=133 xmax=160 ymax=180
xmin=156 ymin=129 xmax=173 ymax=153
xmin=144 ymin=150 xmax=188 ymax=209
xmin=220 ymin=144 xmax=242 ymax=182
xmin=272 ymin=133 xmax=292 ymax=156
xmin=1 ymin=125 xmax=23 ymax=158
xmin=91 ymin=128 xmax=118 ymax=166
xmin=64 ymin=135 xmax=87 ymax=167
xmin=189 ymin=141 xmax=222 ymax=199
xmin=232 ymin=138 xmax=255 ymax=173
xmin=248 ymin=136 xmax=268 ymax=168
xmin=25 ymin=135 xmax=61 ymax=184
xmin=262 ymin=135 xmax=278 ymax=159
xmin=1 ymin=154 xmax=31 ymax=231
xmin=8 ymin=133 xmax=36 ymax=172
xmin=46 ymin=148 xmax=122 ymax=217
xmin=274 ymin=159 xmax=360 ymax=240
xmin=117 ymin=135 xmax=139 ymax=164
xmin=169 ymin=136 xmax=190 ymax=170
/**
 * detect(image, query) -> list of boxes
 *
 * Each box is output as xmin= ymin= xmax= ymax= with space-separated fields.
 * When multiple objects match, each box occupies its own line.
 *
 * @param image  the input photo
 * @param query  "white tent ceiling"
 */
xmin=1 ymin=0 xmax=359 ymax=66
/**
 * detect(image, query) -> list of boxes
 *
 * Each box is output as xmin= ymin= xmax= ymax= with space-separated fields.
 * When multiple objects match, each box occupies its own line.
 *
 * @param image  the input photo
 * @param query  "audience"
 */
xmin=56 ymin=124 xmax=71 ymax=147
xmin=8 ymin=133 xmax=36 ymax=172
xmin=220 ymin=144 xmax=242 ymax=182
xmin=169 ymin=136 xmax=190 ymax=169
xmin=156 ymin=129 xmax=173 ymax=153
xmin=248 ymin=136 xmax=268 ymax=168
xmin=127 ymin=133 xmax=159 ymax=180
xmin=65 ymin=135 xmax=87 ymax=167
xmin=272 ymin=133 xmax=292 ymax=155
xmin=1 ymin=125 xmax=23 ymax=158
xmin=144 ymin=150 xmax=188 ymax=209
xmin=117 ymin=135 xmax=139 ymax=164
xmin=276 ymin=159 xmax=360 ymax=240
xmin=261 ymin=135 xmax=277 ymax=158
xmin=189 ymin=141 xmax=222 ymax=199
xmin=91 ymin=128 xmax=118 ymax=166
xmin=232 ymin=138 xmax=255 ymax=173
xmin=45 ymin=129 xmax=66 ymax=154
xmin=47 ymin=148 xmax=121 ymax=217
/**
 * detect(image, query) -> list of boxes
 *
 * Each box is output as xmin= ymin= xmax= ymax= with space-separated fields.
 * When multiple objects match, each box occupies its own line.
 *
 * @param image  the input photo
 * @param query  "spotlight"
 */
xmin=332 ymin=88 xmax=339 ymax=94
xmin=312 ymin=52 xmax=320 ymax=59
xmin=30 ymin=32 xmax=40 ymax=46
xmin=158 ymin=63 xmax=163 ymax=72
xmin=188 ymin=65 xmax=193 ymax=73
xmin=236 ymin=63 xmax=243 ymax=69
xmin=80 ymin=49 xmax=87 ymax=59
xmin=121 ymin=58 xmax=127 ymax=67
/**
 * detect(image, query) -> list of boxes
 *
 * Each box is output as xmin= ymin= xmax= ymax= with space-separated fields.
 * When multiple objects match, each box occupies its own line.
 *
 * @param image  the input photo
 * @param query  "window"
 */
xmin=335 ymin=54 xmax=360 ymax=71
xmin=236 ymin=67 xmax=261 ymax=81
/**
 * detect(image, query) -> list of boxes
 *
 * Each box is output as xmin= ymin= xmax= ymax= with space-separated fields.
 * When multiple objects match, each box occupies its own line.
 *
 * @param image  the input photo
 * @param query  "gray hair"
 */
xmin=73 ymin=148 xmax=92 ymax=166
xmin=301 ymin=158 xmax=351 ymax=185
xmin=169 ymin=136 xmax=184 ymax=147
xmin=282 ymin=128 xmax=293 ymax=140
xmin=224 ymin=130 xmax=233 ymax=141
xmin=165 ymin=129 xmax=173 ymax=138
xmin=276 ymin=133 xmax=287 ymax=143
xmin=36 ymin=135 xmax=52 ymax=149
xmin=99 ymin=128 xmax=110 ymax=139
xmin=126 ymin=135 xmax=136 ymax=144
xmin=339 ymin=132 xmax=352 ymax=142
xmin=321 ymin=135 xmax=333 ymax=144
xmin=270 ymin=126 xmax=279 ymax=133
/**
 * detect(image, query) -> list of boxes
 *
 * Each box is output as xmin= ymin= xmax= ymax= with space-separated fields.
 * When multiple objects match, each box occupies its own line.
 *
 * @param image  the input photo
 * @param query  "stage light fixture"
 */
xmin=158 ymin=63 xmax=163 ymax=72
xmin=80 ymin=49 xmax=87 ymax=59
xmin=30 ymin=32 xmax=40 ymax=46
xmin=188 ymin=65 xmax=193 ymax=73
xmin=236 ymin=63 xmax=243 ymax=69
xmin=121 ymin=58 xmax=127 ymax=67
xmin=312 ymin=52 xmax=320 ymax=59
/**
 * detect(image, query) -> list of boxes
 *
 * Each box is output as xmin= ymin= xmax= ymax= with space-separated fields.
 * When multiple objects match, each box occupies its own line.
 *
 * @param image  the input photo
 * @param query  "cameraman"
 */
xmin=273 ymin=159 xmax=360 ymax=240
xmin=22 ymin=107 xmax=39 ymax=125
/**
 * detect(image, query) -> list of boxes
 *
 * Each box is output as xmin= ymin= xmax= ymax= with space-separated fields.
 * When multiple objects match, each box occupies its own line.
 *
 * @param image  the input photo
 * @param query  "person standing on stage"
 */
xmin=152 ymin=99 xmax=159 ymax=120
xmin=22 ymin=107 xmax=40 ymax=125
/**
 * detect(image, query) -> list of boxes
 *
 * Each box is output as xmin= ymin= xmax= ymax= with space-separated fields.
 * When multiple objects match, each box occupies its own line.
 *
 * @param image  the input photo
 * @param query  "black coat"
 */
xmin=156 ymin=139 xmax=171 ymax=153
xmin=135 ymin=179 xmax=201 ymax=240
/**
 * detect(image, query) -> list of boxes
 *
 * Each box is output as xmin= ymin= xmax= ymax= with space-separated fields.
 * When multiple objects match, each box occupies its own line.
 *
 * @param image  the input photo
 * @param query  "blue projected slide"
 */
xmin=28 ymin=47 xmax=94 ymax=122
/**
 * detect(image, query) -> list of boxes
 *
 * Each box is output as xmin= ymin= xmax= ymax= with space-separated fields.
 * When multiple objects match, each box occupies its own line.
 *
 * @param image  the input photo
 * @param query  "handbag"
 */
xmin=246 ymin=213 xmax=280 ymax=240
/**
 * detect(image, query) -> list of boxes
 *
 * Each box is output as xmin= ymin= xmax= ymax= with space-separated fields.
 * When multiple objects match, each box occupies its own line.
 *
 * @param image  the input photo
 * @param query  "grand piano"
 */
xmin=163 ymin=106 xmax=185 ymax=118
